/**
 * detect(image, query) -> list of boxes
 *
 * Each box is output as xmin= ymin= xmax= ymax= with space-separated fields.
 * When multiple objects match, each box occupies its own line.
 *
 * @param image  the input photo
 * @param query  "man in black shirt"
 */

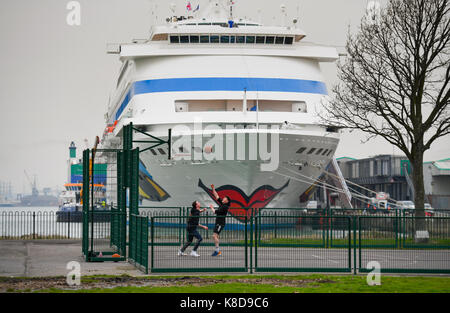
xmin=209 ymin=184 xmax=231 ymax=257
xmin=178 ymin=200 xmax=208 ymax=257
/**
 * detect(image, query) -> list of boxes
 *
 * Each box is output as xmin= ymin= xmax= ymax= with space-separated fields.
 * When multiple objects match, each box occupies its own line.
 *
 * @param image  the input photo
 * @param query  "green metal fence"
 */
xmin=150 ymin=215 xmax=249 ymax=273
xmin=110 ymin=207 xmax=127 ymax=256
xmin=82 ymin=149 xmax=126 ymax=262
xmin=358 ymin=216 xmax=450 ymax=273
xmin=254 ymin=215 xmax=353 ymax=273
xmin=138 ymin=210 xmax=450 ymax=274
xmin=129 ymin=214 xmax=149 ymax=274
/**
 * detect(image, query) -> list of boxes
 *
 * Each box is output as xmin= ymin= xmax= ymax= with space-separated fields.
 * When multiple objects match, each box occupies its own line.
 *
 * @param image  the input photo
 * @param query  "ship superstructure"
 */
xmin=100 ymin=1 xmax=340 ymax=215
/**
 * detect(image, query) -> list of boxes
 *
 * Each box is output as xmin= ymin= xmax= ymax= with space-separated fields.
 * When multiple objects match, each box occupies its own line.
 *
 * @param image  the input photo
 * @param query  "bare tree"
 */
xmin=322 ymin=0 xmax=450 ymax=218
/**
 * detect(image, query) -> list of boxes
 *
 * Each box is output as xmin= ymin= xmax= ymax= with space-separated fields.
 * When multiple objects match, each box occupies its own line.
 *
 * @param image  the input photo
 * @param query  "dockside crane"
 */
xmin=24 ymin=170 xmax=38 ymax=197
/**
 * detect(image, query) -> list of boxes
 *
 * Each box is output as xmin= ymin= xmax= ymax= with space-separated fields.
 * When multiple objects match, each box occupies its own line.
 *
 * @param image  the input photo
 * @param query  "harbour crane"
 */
xmin=24 ymin=170 xmax=39 ymax=196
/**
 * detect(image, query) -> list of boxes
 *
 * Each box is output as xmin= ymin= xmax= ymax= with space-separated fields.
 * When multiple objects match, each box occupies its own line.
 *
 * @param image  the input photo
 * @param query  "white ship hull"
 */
xmin=133 ymin=128 xmax=338 ymax=216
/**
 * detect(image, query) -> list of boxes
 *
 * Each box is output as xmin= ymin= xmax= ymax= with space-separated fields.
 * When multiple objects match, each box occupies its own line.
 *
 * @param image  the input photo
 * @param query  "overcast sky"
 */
xmin=0 ymin=0 xmax=449 ymax=195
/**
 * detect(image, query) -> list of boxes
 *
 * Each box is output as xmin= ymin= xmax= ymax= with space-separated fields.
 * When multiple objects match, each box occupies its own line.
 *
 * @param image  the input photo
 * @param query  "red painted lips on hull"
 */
xmin=198 ymin=179 xmax=290 ymax=221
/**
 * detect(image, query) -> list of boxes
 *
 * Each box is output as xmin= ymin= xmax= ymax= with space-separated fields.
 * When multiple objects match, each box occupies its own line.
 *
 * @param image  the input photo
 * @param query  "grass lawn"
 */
xmin=20 ymin=274 xmax=450 ymax=293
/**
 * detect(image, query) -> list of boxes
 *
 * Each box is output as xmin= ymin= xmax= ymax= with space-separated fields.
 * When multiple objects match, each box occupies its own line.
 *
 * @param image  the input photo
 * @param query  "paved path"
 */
xmin=0 ymin=240 xmax=142 ymax=277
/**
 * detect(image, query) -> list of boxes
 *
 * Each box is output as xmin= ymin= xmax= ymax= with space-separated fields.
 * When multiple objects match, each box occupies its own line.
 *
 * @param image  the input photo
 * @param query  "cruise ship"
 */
xmin=100 ymin=1 xmax=340 ymax=217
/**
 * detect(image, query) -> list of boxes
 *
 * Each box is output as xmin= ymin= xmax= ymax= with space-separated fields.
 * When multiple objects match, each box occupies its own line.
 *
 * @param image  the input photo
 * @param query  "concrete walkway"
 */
xmin=0 ymin=240 xmax=143 ymax=277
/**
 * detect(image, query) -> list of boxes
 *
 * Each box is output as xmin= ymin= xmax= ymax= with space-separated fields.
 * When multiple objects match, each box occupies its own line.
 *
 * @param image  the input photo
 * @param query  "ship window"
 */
xmin=150 ymin=149 xmax=157 ymax=156
xmin=256 ymin=36 xmax=265 ymax=44
xmin=296 ymin=147 xmax=307 ymax=154
xmin=322 ymin=149 xmax=329 ymax=156
xmin=200 ymin=35 xmax=210 ymax=43
xmin=327 ymin=150 xmax=333 ymax=156
xmin=190 ymin=35 xmax=199 ymax=43
xmin=199 ymin=22 xmax=211 ymax=25
xmin=265 ymin=36 xmax=275 ymax=44
xmin=246 ymin=36 xmax=255 ymax=44
xmin=169 ymin=36 xmax=179 ymax=43
xmin=175 ymin=99 xmax=300 ymax=112
xmin=158 ymin=148 xmax=166 ymax=155
xmin=210 ymin=35 xmax=219 ymax=43
xmin=180 ymin=35 xmax=189 ymax=43
xmin=230 ymin=36 xmax=236 ymax=43
xmin=316 ymin=148 xmax=323 ymax=155
xmin=220 ymin=35 xmax=230 ymax=43
xmin=237 ymin=36 xmax=245 ymax=43
xmin=285 ymin=37 xmax=294 ymax=45
xmin=307 ymin=148 xmax=316 ymax=155
xmin=276 ymin=36 xmax=285 ymax=44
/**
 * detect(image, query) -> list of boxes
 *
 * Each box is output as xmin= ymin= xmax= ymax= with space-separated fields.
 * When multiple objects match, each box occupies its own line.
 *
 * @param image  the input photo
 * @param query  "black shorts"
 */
xmin=213 ymin=224 xmax=225 ymax=235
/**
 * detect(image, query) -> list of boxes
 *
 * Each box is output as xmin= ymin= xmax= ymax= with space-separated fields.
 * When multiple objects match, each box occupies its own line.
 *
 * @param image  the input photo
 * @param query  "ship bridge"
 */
xmin=103 ymin=0 xmax=339 ymax=147
xmin=114 ymin=1 xmax=336 ymax=62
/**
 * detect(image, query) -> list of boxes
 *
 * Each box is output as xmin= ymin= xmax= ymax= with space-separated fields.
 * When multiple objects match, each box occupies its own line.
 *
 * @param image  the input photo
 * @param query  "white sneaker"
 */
xmin=190 ymin=250 xmax=200 ymax=257
xmin=178 ymin=249 xmax=187 ymax=256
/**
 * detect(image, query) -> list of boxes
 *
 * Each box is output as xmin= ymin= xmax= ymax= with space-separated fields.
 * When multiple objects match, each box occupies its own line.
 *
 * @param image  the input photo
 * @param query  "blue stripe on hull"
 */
xmin=115 ymin=77 xmax=328 ymax=121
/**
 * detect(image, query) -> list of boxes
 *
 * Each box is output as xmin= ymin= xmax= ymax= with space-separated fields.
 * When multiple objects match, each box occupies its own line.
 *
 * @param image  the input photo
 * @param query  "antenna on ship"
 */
xmin=228 ymin=0 xmax=234 ymax=20
xmin=294 ymin=1 xmax=300 ymax=28
xmin=280 ymin=4 xmax=287 ymax=27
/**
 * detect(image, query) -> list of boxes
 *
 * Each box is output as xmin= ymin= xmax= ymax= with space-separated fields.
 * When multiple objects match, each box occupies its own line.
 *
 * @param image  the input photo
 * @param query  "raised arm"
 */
xmin=211 ymin=184 xmax=219 ymax=200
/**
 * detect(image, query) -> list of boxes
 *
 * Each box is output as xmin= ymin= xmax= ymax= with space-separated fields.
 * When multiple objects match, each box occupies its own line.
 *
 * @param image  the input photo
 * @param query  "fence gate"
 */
xmin=126 ymin=147 xmax=150 ymax=273
xmin=82 ymin=149 xmax=126 ymax=262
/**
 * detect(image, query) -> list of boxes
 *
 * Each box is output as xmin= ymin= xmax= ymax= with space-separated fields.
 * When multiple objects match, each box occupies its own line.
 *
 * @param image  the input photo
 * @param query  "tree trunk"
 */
xmin=411 ymin=152 xmax=425 ymax=218
xmin=410 ymin=146 xmax=428 ymax=242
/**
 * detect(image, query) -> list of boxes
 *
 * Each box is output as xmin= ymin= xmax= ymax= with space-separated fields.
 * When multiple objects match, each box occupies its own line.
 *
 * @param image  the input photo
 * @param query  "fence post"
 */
xmin=178 ymin=207 xmax=181 ymax=246
xmin=254 ymin=210 xmax=258 ymax=272
xmin=32 ymin=212 xmax=36 ymax=240
xmin=347 ymin=216 xmax=354 ymax=272
xmin=353 ymin=216 xmax=357 ymax=275
xmin=245 ymin=216 xmax=248 ymax=273
xmin=144 ymin=216 xmax=149 ymax=274
xmin=394 ymin=210 xmax=398 ymax=248
xmin=358 ymin=216 xmax=362 ymax=273
xmin=68 ymin=212 xmax=71 ymax=239
xmin=274 ymin=211 xmax=277 ymax=239
xmin=151 ymin=217 xmax=154 ymax=273
xmin=206 ymin=211 xmax=209 ymax=240
xmin=250 ymin=209 xmax=253 ymax=274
